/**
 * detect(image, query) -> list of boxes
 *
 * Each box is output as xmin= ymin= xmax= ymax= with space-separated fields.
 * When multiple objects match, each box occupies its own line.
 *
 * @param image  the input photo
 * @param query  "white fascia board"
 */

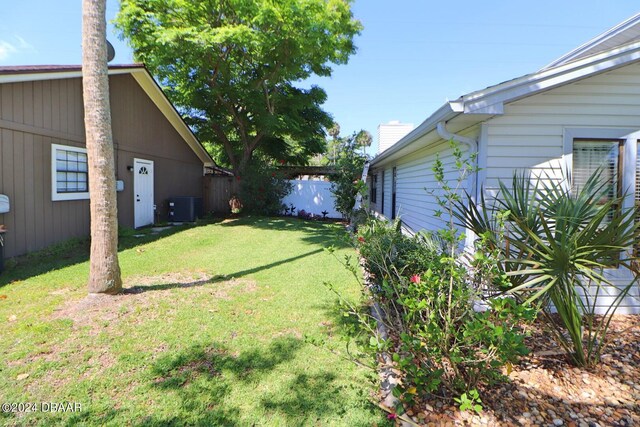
xmin=370 ymin=103 xmax=457 ymax=167
xmin=461 ymin=41 xmax=640 ymax=115
xmin=130 ymin=70 xmax=215 ymax=168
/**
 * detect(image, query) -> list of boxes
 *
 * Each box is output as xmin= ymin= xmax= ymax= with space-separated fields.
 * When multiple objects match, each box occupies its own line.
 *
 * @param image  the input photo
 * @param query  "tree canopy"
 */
xmin=116 ymin=0 xmax=362 ymax=175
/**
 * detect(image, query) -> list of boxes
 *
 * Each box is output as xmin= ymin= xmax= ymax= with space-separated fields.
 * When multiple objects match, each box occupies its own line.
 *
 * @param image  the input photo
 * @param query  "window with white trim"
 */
xmin=51 ymin=144 xmax=89 ymax=201
xmin=572 ymin=139 xmax=622 ymax=212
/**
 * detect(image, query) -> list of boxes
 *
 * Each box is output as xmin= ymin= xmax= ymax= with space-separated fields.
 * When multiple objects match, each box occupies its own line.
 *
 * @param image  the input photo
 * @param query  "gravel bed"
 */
xmin=398 ymin=315 xmax=640 ymax=426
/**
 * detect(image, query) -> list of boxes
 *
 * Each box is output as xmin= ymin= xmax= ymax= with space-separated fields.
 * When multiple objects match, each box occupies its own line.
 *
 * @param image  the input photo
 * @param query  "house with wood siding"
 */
xmin=367 ymin=13 xmax=640 ymax=314
xmin=0 ymin=64 xmax=215 ymax=259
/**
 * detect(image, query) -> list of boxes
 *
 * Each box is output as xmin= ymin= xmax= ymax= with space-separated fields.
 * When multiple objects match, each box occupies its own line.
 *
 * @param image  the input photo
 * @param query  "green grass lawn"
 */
xmin=0 ymin=216 xmax=385 ymax=426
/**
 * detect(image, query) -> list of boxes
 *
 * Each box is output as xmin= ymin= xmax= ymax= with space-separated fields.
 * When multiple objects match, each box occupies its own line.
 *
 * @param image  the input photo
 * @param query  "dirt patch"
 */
xmin=51 ymin=272 xmax=257 ymax=331
xmin=399 ymin=315 xmax=640 ymax=426
xmin=209 ymin=277 xmax=258 ymax=300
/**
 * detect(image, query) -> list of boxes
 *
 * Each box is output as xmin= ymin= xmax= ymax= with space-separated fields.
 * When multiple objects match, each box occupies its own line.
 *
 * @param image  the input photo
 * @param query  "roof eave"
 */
xmin=462 ymin=40 xmax=640 ymax=114
xmin=0 ymin=64 xmax=216 ymax=168
xmin=128 ymin=68 xmax=215 ymax=167
xmin=369 ymin=102 xmax=458 ymax=167
xmin=370 ymin=40 xmax=640 ymax=169
xmin=543 ymin=12 xmax=640 ymax=69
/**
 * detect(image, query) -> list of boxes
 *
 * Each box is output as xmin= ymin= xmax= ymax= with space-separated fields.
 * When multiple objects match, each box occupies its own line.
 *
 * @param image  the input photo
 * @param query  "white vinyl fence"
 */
xmin=282 ymin=179 xmax=341 ymax=219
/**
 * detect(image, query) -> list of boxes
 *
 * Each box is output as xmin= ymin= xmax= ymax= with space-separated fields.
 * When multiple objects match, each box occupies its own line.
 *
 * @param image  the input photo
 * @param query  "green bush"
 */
xmin=329 ymin=143 xmax=535 ymax=410
xmin=353 ymin=215 xmax=534 ymax=403
xmin=455 ymin=168 xmax=640 ymax=367
xmin=238 ymin=160 xmax=292 ymax=215
xmin=329 ymin=133 xmax=368 ymax=219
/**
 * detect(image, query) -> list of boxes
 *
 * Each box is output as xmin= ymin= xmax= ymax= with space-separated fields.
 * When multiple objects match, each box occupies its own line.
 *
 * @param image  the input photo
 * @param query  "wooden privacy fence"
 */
xmin=203 ymin=175 xmax=239 ymax=214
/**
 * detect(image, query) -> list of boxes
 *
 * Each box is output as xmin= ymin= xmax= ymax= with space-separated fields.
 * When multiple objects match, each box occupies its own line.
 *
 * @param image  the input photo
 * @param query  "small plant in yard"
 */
xmin=455 ymin=168 xmax=640 ymax=367
xmin=297 ymin=209 xmax=312 ymax=219
xmin=454 ymin=389 xmax=483 ymax=414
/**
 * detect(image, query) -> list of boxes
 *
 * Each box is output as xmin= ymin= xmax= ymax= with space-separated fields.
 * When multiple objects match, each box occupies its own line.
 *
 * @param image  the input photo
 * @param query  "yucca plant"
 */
xmin=455 ymin=168 xmax=640 ymax=367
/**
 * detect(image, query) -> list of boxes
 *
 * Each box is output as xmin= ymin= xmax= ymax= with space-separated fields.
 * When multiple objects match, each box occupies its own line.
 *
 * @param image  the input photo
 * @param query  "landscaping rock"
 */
xmin=400 ymin=314 xmax=639 ymax=426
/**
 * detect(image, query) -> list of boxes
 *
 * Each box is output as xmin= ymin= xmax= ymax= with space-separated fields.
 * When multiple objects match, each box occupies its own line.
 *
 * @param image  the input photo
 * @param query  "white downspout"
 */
xmin=436 ymin=121 xmax=479 ymax=250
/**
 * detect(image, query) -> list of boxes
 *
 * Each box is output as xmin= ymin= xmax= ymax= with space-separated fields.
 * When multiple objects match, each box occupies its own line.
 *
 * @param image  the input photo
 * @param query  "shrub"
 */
xmin=352 ymin=215 xmax=534 ymax=403
xmin=330 ymin=133 xmax=368 ymax=219
xmin=238 ymin=160 xmax=292 ymax=215
xmin=455 ymin=168 xmax=640 ymax=367
xmin=329 ymin=142 xmax=534 ymax=410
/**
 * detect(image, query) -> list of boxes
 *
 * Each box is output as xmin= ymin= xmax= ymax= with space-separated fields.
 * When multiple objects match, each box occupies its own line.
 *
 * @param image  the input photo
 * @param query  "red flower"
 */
xmin=357 ymin=236 xmax=365 ymax=243
xmin=271 ymin=172 xmax=276 ymax=177
xmin=279 ymin=159 xmax=286 ymax=165
xmin=387 ymin=412 xmax=397 ymax=420
xmin=410 ymin=274 xmax=421 ymax=284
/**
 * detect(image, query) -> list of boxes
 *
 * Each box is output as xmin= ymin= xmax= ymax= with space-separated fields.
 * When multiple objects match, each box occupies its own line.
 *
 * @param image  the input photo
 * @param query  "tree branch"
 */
xmin=211 ymin=122 xmax=238 ymax=172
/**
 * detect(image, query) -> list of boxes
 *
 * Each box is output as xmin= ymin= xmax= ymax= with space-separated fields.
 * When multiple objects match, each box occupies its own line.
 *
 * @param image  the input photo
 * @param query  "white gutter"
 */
xmin=370 ymin=103 xmax=458 ymax=166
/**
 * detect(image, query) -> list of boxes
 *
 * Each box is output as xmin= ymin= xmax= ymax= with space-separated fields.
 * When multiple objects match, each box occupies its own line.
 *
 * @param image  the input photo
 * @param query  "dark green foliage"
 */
xmin=454 ymin=168 xmax=640 ymax=367
xmin=115 ymin=0 xmax=361 ymax=174
xmin=330 ymin=133 xmax=368 ymax=218
xmin=357 ymin=217 xmax=441 ymax=287
xmin=237 ymin=160 xmax=292 ymax=215
xmin=354 ymin=217 xmax=534 ymax=403
xmin=328 ymin=144 xmax=534 ymax=411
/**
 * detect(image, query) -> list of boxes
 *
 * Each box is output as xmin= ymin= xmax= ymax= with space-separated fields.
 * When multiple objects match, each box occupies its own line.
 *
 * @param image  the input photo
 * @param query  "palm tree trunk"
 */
xmin=82 ymin=0 xmax=122 ymax=294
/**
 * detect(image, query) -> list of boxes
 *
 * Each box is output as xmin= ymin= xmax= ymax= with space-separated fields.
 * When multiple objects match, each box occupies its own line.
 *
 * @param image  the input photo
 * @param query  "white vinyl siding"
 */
xmin=375 ymin=136 xmax=474 ymax=235
xmin=382 ymin=168 xmax=391 ymax=218
xmin=482 ymin=62 xmax=640 ymax=314
xmin=484 ymin=62 xmax=640 ymax=192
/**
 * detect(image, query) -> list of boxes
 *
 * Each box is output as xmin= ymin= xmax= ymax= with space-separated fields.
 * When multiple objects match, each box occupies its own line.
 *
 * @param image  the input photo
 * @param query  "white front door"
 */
xmin=133 ymin=158 xmax=154 ymax=228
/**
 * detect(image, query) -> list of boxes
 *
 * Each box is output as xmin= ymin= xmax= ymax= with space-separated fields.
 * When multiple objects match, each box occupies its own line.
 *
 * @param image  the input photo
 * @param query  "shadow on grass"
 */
xmin=0 ymin=215 xmax=347 ymax=288
xmin=259 ymin=371 xmax=378 ymax=427
xmin=148 ymin=336 xmax=380 ymax=426
xmin=146 ymin=337 xmax=304 ymax=425
xmin=123 ymin=249 xmax=323 ymax=294
xmin=219 ymin=215 xmax=351 ymax=249
xmin=0 ymin=220 xmax=220 ymax=288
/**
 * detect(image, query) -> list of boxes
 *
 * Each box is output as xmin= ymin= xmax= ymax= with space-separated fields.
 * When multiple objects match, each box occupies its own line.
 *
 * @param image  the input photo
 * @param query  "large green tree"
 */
xmin=116 ymin=0 xmax=361 ymax=175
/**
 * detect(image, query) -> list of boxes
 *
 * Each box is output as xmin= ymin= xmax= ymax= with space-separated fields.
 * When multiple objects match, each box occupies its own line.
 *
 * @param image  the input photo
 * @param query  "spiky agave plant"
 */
xmin=455 ymin=168 xmax=639 ymax=366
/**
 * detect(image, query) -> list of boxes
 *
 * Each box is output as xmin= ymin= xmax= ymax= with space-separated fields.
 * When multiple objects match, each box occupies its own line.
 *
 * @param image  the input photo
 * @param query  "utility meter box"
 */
xmin=0 ymin=194 xmax=9 ymax=214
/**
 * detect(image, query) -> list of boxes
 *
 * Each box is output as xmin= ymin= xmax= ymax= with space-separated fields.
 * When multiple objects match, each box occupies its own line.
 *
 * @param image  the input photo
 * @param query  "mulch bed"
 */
xmin=398 ymin=315 xmax=640 ymax=427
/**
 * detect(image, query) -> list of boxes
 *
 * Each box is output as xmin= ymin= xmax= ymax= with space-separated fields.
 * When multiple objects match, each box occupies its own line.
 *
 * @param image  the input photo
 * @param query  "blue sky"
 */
xmin=1 ymin=1 xmax=639 ymax=153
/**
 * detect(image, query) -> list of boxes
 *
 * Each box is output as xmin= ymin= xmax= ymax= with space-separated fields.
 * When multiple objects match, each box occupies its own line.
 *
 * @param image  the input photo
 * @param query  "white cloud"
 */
xmin=0 ymin=35 xmax=34 ymax=61
xmin=0 ymin=40 xmax=17 ymax=60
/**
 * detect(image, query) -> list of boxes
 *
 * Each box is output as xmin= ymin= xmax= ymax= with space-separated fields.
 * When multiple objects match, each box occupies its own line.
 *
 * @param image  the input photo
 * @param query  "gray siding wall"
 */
xmin=0 ymin=78 xmax=89 ymax=258
xmin=484 ymin=62 xmax=640 ymax=191
xmin=382 ymin=168 xmax=391 ymax=217
xmin=0 ymin=74 xmax=204 ymax=258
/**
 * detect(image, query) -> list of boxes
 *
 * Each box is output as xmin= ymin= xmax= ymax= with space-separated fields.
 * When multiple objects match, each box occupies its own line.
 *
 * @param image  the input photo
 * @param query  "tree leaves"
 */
xmin=115 ymin=0 xmax=362 ymax=173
